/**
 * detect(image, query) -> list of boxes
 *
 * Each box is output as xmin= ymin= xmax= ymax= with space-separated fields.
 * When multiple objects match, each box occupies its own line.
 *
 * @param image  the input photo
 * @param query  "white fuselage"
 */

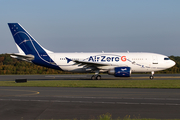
xmin=48 ymin=52 xmax=175 ymax=73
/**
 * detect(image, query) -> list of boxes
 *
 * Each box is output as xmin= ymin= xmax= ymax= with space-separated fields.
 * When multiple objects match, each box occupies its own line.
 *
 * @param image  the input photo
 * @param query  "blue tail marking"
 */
xmin=8 ymin=23 xmax=46 ymax=55
xmin=8 ymin=23 xmax=62 ymax=70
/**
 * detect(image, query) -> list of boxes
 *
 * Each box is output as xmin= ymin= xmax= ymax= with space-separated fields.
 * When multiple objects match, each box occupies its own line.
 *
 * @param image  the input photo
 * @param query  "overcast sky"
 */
xmin=0 ymin=0 xmax=180 ymax=56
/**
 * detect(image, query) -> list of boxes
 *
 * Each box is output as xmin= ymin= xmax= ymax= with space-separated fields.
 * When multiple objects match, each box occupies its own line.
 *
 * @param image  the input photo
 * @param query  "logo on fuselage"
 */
xmin=88 ymin=56 xmax=126 ymax=62
xmin=121 ymin=56 xmax=126 ymax=62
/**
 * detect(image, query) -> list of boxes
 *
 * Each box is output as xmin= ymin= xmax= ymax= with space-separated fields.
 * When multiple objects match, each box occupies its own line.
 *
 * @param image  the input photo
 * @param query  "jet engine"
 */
xmin=108 ymin=67 xmax=131 ymax=77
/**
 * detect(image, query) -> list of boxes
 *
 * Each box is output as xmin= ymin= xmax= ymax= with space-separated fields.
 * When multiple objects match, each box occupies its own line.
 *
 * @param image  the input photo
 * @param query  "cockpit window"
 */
xmin=164 ymin=57 xmax=170 ymax=60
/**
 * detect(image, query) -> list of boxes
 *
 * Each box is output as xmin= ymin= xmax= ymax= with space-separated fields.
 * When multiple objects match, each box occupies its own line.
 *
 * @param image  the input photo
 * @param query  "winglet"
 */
xmin=66 ymin=57 xmax=72 ymax=63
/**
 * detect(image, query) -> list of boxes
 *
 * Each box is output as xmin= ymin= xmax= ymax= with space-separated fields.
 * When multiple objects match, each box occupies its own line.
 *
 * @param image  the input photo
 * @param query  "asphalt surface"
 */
xmin=0 ymin=74 xmax=180 ymax=81
xmin=0 ymin=74 xmax=180 ymax=119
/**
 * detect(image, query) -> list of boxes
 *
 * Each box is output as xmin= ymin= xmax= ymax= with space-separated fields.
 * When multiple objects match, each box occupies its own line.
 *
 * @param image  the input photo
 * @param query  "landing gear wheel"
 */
xmin=91 ymin=75 xmax=96 ymax=80
xmin=96 ymin=75 xmax=101 ymax=80
xmin=149 ymin=75 xmax=154 ymax=79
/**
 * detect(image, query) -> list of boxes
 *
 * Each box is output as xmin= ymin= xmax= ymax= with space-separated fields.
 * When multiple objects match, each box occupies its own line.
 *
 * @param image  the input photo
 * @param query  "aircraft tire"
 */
xmin=96 ymin=75 xmax=101 ymax=80
xmin=91 ymin=75 xmax=96 ymax=80
xmin=149 ymin=76 xmax=154 ymax=79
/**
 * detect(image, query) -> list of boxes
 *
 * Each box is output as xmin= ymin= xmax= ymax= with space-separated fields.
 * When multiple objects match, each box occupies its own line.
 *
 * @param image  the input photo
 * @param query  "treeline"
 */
xmin=0 ymin=54 xmax=179 ymax=74
xmin=0 ymin=54 xmax=71 ymax=74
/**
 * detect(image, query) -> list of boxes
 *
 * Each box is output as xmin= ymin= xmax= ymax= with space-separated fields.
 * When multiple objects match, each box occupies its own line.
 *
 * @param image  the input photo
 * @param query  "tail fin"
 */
xmin=8 ymin=23 xmax=53 ymax=55
xmin=8 ymin=23 xmax=61 ymax=70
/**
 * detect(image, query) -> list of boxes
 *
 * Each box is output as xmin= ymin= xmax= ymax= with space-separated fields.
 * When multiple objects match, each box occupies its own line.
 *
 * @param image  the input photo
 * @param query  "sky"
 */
xmin=0 ymin=0 xmax=180 ymax=56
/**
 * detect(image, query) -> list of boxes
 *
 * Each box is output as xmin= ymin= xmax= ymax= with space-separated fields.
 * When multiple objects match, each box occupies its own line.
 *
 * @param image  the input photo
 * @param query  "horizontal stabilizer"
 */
xmin=10 ymin=53 xmax=34 ymax=62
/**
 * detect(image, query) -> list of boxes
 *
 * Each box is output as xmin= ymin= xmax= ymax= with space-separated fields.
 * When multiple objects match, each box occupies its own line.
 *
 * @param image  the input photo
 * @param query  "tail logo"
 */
xmin=19 ymin=39 xmax=30 ymax=45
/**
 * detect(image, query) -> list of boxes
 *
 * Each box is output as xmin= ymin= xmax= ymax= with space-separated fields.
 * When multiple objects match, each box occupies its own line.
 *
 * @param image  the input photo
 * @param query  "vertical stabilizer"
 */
xmin=8 ymin=23 xmax=53 ymax=55
xmin=8 ymin=23 xmax=61 ymax=70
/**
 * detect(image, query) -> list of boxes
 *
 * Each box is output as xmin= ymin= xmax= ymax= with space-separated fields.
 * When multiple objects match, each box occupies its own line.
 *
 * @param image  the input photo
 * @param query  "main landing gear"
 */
xmin=91 ymin=75 xmax=101 ymax=80
xmin=149 ymin=71 xmax=154 ymax=79
xmin=91 ymin=70 xmax=101 ymax=80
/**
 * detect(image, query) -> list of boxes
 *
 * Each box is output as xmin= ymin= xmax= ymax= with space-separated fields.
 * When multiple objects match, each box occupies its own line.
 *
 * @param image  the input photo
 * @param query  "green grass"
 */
xmin=1 ymin=79 xmax=180 ymax=88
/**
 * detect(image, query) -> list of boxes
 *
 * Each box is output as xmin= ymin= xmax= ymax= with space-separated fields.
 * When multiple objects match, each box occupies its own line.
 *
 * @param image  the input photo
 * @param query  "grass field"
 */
xmin=1 ymin=79 xmax=180 ymax=88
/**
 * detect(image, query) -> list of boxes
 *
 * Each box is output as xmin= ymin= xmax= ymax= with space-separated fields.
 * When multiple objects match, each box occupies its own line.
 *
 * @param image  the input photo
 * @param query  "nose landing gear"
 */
xmin=150 ymin=71 xmax=154 ymax=79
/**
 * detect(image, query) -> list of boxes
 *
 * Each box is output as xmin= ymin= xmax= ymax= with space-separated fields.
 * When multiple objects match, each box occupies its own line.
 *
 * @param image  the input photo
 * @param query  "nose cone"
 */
xmin=165 ymin=59 xmax=176 ymax=69
xmin=171 ymin=60 xmax=176 ymax=67
xmin=167 ymin=60 xmax=176 ymax=68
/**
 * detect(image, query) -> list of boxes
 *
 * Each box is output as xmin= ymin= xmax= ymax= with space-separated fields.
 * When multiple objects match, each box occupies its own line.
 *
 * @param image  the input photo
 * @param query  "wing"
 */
xmin=65 ymin=57 xmax=126 ymax=69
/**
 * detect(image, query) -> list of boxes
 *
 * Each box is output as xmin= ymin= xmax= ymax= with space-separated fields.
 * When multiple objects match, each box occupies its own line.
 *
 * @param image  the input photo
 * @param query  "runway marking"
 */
xmin=0 ymin=98 xmax=180 ymax=106
xmin=52 ymin=96 xmax=180 ymax=101
xmin=117 ymin=102 xmax=139 ymax=105
xmin=94 ymin=101 xmax=115 ymax=104
xmin=0 ymin=89 xmax=40 ymax=97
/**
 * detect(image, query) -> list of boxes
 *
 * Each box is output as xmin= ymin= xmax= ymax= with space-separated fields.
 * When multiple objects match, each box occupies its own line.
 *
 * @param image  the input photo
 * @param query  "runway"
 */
xmin=0 ymin=74 xmax=180 ymax=81
xmin=1 ymin=87 xmax=180 ymax=119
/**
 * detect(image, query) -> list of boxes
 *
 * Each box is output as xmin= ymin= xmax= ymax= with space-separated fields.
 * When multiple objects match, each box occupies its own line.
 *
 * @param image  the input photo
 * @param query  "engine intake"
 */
xmin=108 ymin=67 xmax=131 ymax=77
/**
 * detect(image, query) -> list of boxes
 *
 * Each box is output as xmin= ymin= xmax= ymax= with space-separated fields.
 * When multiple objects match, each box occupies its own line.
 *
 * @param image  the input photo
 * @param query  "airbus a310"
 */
xmin=8 ymin=23 xmax=175 ymax=80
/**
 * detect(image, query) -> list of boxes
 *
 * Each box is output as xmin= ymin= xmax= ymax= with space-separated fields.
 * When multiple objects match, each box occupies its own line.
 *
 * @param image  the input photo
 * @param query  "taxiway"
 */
xmin=0 ymin=86 xmax=180 ymax=119
xmin=0 ymin=74 xmax=180 ymax=119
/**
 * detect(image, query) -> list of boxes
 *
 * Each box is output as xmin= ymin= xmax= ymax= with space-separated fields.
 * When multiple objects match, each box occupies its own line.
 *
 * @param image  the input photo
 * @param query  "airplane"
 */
xmin=8 ymin=23 xmax=175 ymax=80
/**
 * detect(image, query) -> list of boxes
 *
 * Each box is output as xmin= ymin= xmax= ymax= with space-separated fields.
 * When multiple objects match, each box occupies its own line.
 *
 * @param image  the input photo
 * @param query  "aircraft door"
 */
xmin=152 ymin=56 xmax=158 ymax=64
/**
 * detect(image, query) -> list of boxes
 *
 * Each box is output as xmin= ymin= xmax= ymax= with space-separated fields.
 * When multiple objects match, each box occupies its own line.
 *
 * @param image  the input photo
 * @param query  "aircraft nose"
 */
xmin=172 ymin=60 xmax=176 ymax=66
xmin=170 ymin=60 xmax=176 ymax=67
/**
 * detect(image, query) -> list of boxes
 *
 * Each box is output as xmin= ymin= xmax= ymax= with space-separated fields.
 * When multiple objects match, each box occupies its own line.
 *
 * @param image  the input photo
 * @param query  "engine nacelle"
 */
xmin=108 ymin=67 xmax=131 ymax=77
